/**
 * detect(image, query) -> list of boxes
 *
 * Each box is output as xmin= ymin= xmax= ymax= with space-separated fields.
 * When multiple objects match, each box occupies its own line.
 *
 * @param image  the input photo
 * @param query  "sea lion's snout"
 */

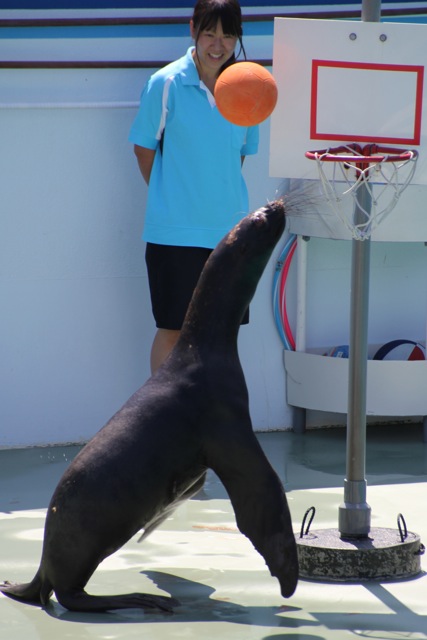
xmin=248 ymin=200 xmax=286 ymax=244
xmin=254 ymin=199 xmax=285 ymax=225
xmin=227 ymin=200 xmax=285 ymax=248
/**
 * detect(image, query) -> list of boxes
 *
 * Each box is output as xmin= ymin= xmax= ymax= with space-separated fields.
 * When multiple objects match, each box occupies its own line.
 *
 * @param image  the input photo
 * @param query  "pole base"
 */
xmin=296 ymin=527 xmax=424 ymax=581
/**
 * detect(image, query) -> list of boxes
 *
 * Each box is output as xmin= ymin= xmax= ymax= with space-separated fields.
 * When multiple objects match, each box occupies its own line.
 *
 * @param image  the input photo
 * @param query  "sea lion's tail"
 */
xmin=1 ymin=569 xmax=52 ymax=606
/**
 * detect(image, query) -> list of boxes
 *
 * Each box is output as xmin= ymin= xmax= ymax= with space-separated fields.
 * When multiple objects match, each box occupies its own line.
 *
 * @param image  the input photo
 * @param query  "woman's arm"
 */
xmin=134 ymin=145 xmax=156 ymax=185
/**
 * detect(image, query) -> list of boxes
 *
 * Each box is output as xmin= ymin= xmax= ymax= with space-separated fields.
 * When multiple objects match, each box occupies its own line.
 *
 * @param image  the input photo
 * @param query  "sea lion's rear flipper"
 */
xmin=54 ymin=589 xmax=178 ymax=613
xmin=208 ymin=434 xmax=298 ymax=598
xmin=1 ymin=576 xmax=178 ymax=613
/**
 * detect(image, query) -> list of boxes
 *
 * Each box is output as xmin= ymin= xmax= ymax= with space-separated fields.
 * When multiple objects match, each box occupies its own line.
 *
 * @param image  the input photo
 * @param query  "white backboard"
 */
xmin=269 ymin=18 xmax=427 ymax=184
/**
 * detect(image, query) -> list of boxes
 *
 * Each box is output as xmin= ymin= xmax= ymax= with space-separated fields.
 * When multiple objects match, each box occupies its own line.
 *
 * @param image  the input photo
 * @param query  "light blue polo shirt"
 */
xmin=129 ymin=47 xmax=259 ymax=248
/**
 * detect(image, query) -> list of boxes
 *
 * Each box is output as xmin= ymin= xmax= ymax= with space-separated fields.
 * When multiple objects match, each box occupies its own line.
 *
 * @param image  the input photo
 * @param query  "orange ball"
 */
xmin=214 ymin=61 xmax=278 ymax=127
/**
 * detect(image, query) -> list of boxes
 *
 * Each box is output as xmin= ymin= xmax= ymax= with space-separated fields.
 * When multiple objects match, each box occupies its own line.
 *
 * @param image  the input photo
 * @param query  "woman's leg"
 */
xmin=150 ymin=328 xmax=180 ymax=374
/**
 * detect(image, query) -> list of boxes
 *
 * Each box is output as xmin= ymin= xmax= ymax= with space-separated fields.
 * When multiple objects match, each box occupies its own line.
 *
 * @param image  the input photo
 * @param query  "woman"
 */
xmin=129 ymin=0 xmax=259 ymax=372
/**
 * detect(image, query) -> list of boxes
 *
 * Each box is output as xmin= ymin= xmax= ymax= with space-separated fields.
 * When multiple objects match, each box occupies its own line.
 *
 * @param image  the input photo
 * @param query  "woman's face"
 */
xmin=191 ymin=19 xmax=237 ymax=77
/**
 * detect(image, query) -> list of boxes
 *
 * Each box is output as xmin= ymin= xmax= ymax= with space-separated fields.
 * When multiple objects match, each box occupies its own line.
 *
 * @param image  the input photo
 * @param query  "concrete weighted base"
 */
xmin=296 ymin=528 xmax=424 ymax=581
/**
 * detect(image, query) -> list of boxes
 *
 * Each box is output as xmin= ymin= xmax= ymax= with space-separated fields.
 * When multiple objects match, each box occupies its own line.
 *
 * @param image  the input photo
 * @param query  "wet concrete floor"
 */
xmin=1 ymin=424 xmax=426 ymax=639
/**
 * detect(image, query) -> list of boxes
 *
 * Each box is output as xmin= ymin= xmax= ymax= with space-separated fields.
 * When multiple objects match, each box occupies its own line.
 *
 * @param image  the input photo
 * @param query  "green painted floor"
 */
xmin=1 ymin=425 xmax=427 ymax=639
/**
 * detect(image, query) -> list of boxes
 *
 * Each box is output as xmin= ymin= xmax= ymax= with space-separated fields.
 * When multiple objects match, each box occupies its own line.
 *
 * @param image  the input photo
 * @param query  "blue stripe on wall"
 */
xmin=1 ymin=12 xmax=426 ymax=39
xmin=0 ymin=0 xmax=418 ymax=9
xmin=0 ymin=20 xmax=275 ymax=38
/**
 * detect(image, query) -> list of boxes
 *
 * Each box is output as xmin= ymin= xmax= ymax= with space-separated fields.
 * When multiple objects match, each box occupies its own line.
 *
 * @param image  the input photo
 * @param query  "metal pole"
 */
xmin=338 ymin=182 xmax=372 ymax=537
xmin=362 ymin=0 xmax=381 ymax=22
xmin=292 ymin=236 xmax=308 ymax=434
xmin=338 ymin=0 xmax=381 ymax=538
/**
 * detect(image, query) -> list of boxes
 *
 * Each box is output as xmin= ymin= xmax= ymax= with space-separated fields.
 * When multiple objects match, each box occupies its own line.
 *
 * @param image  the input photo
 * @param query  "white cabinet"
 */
xmin=283 ymin=183 xmax=427 ymax=434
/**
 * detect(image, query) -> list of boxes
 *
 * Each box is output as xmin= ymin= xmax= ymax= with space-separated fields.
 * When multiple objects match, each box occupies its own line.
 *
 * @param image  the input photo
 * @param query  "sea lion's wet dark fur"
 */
xmin=1 ymin=200 xmax=298 ymax=613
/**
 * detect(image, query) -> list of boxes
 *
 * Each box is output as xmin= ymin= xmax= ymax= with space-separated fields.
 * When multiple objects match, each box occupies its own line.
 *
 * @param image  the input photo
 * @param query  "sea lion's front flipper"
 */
xmin=208 ymin=433 xmax=298 ymax=598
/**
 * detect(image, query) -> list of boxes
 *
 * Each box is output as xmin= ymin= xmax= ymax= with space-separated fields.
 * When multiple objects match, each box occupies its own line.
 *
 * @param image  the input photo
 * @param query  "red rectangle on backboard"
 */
xmin=310 ymin=60 xmax=424 ymax=145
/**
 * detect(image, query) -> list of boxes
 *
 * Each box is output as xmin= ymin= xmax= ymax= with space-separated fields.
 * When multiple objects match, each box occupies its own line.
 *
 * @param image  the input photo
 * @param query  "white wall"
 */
xmin=1 ymin=70 xmax=152 ymax=447
xmin=0 ymin=62 xmax=291 ymax=447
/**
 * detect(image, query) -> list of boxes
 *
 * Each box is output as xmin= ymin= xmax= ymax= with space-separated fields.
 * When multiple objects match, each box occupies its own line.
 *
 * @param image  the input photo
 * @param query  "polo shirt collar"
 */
xmin=181 ymin=47 xmax=202 ymax=86
xmin=181 ymin=46 xmax=217 ymax=106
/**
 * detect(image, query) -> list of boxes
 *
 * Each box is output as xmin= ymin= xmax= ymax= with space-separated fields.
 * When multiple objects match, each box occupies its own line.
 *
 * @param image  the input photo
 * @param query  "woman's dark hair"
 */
xmin=192 ymin=0 xmax=246 ymax=71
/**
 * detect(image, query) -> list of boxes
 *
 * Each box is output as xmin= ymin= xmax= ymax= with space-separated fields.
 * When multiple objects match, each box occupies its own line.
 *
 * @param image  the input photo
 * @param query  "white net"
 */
xmin=308 ymin=145 xmax=418 ymax=240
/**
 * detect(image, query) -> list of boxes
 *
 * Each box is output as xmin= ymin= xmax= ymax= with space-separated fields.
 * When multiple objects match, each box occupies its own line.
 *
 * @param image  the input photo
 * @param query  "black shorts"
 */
xmin=145 ymin=243 xmax=249 ymax=330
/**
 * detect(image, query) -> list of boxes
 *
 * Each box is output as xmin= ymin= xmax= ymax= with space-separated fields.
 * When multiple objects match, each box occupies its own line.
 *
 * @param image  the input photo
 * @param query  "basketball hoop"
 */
xmin=305 ymin=144 xmax=418 ymax=240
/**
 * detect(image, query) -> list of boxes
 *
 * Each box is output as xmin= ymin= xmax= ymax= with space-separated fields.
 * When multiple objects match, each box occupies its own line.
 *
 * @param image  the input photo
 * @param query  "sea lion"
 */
xmin=1 ymin=199 xmax=298 ymax=613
